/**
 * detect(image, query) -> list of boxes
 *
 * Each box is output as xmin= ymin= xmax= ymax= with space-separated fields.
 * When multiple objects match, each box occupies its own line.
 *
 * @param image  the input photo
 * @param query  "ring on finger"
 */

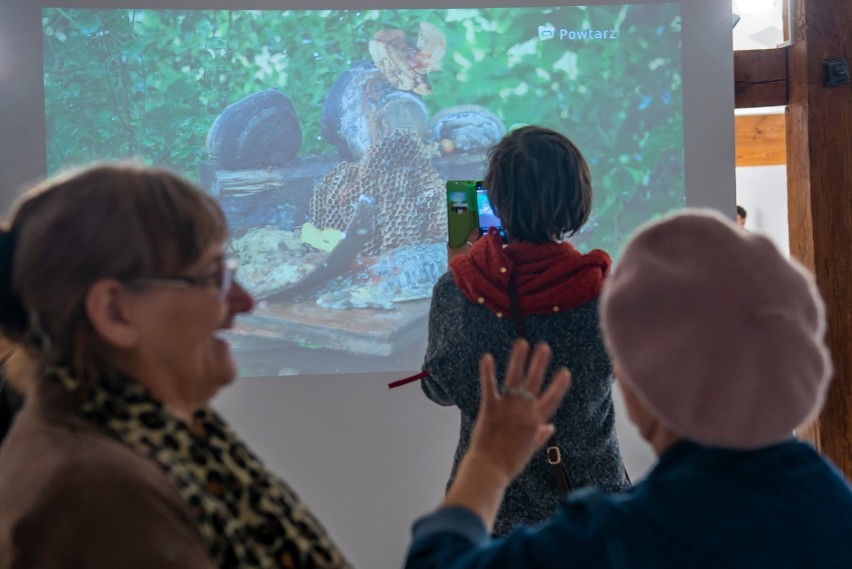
xmin=503 ymin=386 xmax=536 ymax=401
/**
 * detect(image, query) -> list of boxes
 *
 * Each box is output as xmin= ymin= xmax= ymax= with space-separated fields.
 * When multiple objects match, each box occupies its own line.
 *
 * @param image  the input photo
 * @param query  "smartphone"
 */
xmin=447 ymin=180 xmax=506 ymax=248
xmin=446 ymin=180 xmax=478 ymax=248
xmin=475 ymin=182 xmax=507 ymax=242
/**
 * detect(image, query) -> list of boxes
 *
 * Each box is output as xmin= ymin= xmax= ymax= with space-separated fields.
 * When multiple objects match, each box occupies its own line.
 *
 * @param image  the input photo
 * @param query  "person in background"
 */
xmin=736 ymin=204 xmax=747 ymax=227
xmin=405 ymin=209 xmax=852 ymax=569
xmin=421 ymin=125 xmax=629 ymax=536
xmin=0 ymin=163 xmax=351 ymax=568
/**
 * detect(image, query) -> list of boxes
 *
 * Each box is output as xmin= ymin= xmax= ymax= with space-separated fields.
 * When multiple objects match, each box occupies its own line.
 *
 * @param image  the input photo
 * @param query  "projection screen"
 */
xmin=0 ymin=0 xmax=735 ymax=381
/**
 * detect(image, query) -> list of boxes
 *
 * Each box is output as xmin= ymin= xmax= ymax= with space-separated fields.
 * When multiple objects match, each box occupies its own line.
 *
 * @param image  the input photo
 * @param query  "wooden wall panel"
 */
xmin=735 ymin=114 xmax=786 ymax=166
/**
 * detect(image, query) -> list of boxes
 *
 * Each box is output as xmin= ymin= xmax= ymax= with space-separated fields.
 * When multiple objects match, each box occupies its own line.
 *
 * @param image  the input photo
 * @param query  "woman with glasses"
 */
xmin=0 ymin=163 xmax=350 ymax=568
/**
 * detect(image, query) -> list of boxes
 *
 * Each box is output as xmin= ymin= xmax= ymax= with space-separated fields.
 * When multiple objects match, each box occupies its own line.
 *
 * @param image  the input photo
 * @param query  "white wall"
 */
xmin=213 ymin=374 xmax=458 ymax=569
xmin=735 ymin=164 xmax=789 ymax=256
xmin=214 ymin=373 xmax=656 ymax=569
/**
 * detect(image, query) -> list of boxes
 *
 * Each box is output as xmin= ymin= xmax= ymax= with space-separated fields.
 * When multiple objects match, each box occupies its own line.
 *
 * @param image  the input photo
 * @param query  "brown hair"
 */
xmin=484 ymin=125 xmax=593 ymax=243
xmin=0 ymin=162 xmax=227 ymax=379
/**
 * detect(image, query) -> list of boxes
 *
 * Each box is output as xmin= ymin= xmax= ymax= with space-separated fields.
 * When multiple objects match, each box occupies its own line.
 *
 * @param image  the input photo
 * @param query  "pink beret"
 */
xmin=600 ymin=209 xmax=832 ymax=449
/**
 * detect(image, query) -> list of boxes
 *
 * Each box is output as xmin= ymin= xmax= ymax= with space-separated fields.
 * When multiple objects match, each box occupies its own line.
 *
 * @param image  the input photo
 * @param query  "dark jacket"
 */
xmin=406 ymin=439 xmax=852 ymax=569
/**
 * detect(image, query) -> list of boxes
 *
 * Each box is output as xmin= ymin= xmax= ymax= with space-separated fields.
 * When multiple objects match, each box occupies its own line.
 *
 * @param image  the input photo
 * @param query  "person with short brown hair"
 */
xmin=421 ymin=126 xmax=628 ymax=536
xmin=485 ymin=125 xmax=592 ymax=243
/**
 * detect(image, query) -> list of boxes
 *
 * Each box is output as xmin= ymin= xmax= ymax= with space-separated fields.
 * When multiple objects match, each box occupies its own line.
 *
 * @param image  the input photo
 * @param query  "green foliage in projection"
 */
xmin=423 ymin=5 xmax=685 ymax=249
xmin=43 ymin=5 xmax=683 ymax=253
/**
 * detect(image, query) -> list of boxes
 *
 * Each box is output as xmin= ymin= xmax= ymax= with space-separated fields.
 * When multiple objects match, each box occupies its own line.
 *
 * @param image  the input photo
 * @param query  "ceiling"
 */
xmin=732 ymin=0 xmax=786 ymax=51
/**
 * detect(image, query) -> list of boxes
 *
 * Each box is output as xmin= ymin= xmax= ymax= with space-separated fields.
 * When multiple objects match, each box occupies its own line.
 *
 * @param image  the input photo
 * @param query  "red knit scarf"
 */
xmin=450 ymin=229 xmax=611 ymax=316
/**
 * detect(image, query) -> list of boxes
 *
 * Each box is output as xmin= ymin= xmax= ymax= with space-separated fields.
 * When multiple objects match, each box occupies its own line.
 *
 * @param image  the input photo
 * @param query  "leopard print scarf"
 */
xmin=49 ymin=367 xmax=351 ymax=569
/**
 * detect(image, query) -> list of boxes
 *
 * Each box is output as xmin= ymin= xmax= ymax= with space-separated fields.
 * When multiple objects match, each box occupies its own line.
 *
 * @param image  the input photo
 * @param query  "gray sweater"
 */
xmin=422 ymin=272 xmax=629 ymax=536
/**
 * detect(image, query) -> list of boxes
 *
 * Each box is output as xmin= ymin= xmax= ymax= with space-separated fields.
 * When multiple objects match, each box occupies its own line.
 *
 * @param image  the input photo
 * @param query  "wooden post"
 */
xmin=786 ymin=0 xmax=852 ymax=476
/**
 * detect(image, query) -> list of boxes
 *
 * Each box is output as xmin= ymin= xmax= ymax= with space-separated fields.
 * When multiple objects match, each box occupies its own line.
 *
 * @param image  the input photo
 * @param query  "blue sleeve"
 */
xmin=405 ymin=495 xmax=614 ymax=569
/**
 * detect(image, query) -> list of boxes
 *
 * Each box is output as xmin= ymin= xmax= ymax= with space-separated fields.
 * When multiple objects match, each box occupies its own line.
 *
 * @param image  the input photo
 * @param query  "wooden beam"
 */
xmin=734 ymin=48 xmax=789 ymax=108
xmin=787 ymin=0 xmax=852 ymax=477
xmin=735 ymin=114 xmax=786 ymax=166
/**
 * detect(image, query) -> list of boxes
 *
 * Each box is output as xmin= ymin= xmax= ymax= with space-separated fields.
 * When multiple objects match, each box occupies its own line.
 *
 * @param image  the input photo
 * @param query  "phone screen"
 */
xmin=475 ymin=183 xmax=506 ymax=241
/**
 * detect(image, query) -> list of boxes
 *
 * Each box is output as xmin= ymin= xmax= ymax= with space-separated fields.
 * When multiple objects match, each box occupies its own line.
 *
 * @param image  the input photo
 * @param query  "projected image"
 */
xmin=42 ymin=4 xmax=683 ymax=376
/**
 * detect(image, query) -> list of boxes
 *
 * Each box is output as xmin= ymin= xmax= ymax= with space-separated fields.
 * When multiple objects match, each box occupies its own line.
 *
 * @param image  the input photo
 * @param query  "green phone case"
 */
xmin=446 ymin=180 xmax=479 ymax=249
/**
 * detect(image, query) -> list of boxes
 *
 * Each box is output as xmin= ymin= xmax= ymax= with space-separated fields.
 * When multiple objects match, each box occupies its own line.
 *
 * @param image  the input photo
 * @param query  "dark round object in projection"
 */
xmin=206 ymin=89 xmax=302 ymax=170
xmin=321 ymin=61 xmax=429 ymax=160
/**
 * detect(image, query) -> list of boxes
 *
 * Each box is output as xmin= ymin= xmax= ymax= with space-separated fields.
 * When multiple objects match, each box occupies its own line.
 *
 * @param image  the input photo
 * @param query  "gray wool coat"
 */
xmin=422 ymin=272 xmax=629 ymax=536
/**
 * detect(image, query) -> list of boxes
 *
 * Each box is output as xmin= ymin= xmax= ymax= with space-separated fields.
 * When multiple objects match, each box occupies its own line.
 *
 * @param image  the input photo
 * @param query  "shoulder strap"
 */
xmin=507 ymin=277 xmax=573 ymax=498
xmin=507 ymin=277 xmax=528 ymax=338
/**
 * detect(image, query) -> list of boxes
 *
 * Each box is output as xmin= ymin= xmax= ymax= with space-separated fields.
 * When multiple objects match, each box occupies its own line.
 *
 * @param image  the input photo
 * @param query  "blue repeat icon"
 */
xmin=538 ymin=25 xmax=556 ymax=40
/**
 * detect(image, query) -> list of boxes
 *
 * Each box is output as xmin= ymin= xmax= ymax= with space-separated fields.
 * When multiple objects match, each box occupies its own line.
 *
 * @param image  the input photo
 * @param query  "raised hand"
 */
xmin=441 ymin=340 xmax=572 ymax=531
xmin=469 ymin=340 xmax=572 ymax=482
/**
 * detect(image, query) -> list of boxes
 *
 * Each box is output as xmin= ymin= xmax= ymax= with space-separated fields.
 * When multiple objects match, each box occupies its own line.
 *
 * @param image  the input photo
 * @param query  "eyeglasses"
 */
xmin=127 ymin=258 xmax=238 ymax=300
